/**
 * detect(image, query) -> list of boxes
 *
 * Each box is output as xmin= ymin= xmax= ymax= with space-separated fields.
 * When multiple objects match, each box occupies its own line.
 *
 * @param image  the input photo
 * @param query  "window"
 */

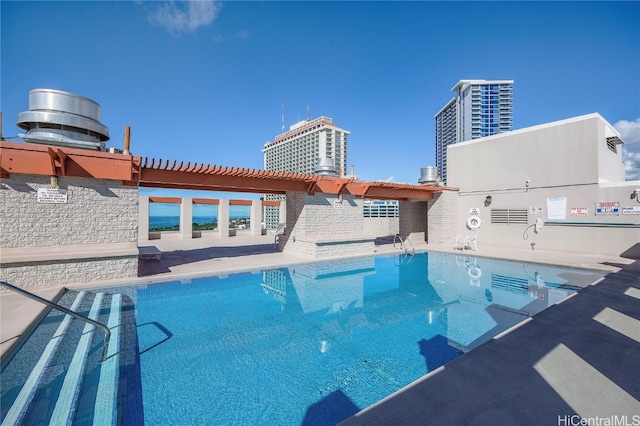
xmin=363 ymin=200 xmax=399 ymax=218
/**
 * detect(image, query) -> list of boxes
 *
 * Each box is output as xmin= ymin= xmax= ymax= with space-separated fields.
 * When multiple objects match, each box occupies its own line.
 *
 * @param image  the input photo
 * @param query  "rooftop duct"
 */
xmin=17 ymin=88 xmax=110 ymax=151
xmin=315 ymin=157 xmax=337 ymax=176
xmin=418 ymin=166 xmax=441 ymax=186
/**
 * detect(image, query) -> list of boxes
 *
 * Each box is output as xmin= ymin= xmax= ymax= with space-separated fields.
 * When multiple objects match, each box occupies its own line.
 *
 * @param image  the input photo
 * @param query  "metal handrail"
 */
xmin=393 ymin=234 xmax=415 ymax=255
xmin=404 ymin=237 xmax=415 ymax=255
xmin=0 ymin=281 xmax=110 ymax=362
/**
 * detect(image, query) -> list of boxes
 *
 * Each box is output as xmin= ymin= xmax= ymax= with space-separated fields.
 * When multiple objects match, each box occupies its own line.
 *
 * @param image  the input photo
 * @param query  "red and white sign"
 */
xmin=469 ymin=207 xmax=480 ymax=216
xmin=570 ymin=207 xmax=588 ymax=217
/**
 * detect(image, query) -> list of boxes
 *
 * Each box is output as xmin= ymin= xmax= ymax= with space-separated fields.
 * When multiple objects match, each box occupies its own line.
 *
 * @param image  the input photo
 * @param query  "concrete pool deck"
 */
xmin=1 ymin=235 xmax=639 ymax=424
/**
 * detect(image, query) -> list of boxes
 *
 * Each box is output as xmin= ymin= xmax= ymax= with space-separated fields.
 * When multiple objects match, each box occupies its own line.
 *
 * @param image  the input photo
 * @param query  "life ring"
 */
xmin=467 ymin=216 xmax=482 ymax=229
xmin=467 ymin=264 xmax=482 ymax=279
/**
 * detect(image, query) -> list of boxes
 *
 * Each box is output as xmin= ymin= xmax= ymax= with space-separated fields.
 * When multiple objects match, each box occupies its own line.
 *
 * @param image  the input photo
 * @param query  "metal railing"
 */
xmin=393 ymin=234 xmax=415 ymax=256
xmin=0 ymin=281 xmax=110 ymax=362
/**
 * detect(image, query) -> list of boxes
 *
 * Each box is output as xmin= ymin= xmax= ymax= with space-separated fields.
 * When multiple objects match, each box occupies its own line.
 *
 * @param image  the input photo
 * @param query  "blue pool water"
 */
xmin=130 ymin=252 xmax=603 ymax=425
xmin=0 ymin=251 xmax=606 ymax=425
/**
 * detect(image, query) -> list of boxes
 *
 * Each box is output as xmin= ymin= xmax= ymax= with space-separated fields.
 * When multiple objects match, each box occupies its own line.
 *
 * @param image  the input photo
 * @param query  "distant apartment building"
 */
xmin=435 ymin=79 xmax=513 ymax=184
xmin=262 ymin=116 xmax=350 ymax=228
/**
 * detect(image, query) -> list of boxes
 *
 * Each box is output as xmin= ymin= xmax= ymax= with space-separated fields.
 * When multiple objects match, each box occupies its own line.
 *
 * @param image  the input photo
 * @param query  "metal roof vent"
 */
xmin=315 ymin=157 xmax=337 ymax=176
xmin=418 ymin=166 xmax=441 ymax=186
xmin=17 ymin=88 xmax=110 ymax=151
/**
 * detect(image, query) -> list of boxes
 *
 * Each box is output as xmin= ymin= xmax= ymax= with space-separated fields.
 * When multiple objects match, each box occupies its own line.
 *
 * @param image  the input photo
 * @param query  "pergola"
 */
xmin=0 ymin=141 xmax=456 ymax=200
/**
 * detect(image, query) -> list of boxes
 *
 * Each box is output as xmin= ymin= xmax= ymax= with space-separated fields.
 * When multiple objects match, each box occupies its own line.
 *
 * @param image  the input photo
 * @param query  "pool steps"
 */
xmin=1 ymin=291 xmax=124 ymax=425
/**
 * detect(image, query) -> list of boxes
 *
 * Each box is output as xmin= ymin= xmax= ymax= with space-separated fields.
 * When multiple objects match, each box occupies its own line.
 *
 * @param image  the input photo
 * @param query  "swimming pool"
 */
xmin=1 ymin=251 xmax=605 ymax=425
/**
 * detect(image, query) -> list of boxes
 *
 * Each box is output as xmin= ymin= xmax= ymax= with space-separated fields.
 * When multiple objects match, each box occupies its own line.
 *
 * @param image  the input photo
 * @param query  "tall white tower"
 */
xmin=262 ymin=116 xmax=350 ymax=228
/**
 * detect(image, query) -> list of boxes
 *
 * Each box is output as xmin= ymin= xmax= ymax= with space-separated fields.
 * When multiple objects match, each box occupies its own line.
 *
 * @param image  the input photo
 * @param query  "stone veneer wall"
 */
xmin=426 ymin=191 xmax=459 ymax=245
xmin=398 ymin=200 xmax=427 ymax=242
xmin=281 ymin=192 xmax=375 ymax=258
xmin=0 ymin=174 xmax=139 ymax=288
xmin=363 ymin=217 xmax=399 ymax=236
xmin=1 ymin=258 xmax=139 ymax=290
xmin=1 ymin=175 xmax=138 ymax=247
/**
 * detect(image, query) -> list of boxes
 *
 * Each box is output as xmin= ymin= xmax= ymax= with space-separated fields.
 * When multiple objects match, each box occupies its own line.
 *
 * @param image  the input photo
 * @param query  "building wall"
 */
xmin=363 ymin=217 xmax=399 ymax=236
xmin=0 ymin=174 xmax=139 ymax=288
xmin=1 ymin=257 xmax=138 ymax=290
xmin=449 ymin=184 xmax=639 ymax=257
xmin=448 ymin=115 xmax=607 ymax=191
xmin=398 ymin=200 xmax=427 ymax=242
xmin=1 ymin=175 xmax=138 ymax=248
xmin=446 ymin=113 xmax=639 ymax=258
xmin=282 ymin=192 xmax=378 ymax=258
xmin=426 ymin=191 xmax=459 ymax=244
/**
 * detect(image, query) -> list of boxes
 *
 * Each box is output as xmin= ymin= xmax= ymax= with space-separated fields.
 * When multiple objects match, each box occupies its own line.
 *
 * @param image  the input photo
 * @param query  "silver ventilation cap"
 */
xmin=17 ymin=88 xmax=110 ymax=151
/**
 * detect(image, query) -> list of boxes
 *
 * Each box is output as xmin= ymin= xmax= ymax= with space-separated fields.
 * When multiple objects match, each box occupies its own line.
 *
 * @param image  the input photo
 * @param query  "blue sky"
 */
xmin=2 ymin=0 xmax=640 ymax=198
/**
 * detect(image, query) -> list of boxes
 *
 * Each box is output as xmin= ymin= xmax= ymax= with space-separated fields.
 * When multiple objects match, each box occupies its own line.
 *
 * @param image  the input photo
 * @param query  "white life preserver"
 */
xmin=467 ymin=216 xmax=482 ymax=229
xmin=467 ymin=264 xmax=482 ymax=279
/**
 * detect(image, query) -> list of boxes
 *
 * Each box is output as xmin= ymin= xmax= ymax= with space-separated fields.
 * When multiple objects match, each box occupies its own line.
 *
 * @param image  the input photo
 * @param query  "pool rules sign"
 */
xmin=37 ymin=188 xmax=68 ymax=204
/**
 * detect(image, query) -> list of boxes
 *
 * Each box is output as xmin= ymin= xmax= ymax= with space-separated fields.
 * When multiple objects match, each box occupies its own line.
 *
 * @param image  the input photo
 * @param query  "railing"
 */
xmin=393 ymin=234 xmax=415 ymax=256
xmin=0 ymin=281 xmax=111 ymax=362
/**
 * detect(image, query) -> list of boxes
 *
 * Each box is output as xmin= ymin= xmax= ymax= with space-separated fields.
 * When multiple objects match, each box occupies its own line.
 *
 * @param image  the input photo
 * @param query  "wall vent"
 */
xmin=490 ymin=208 xmax=528 ymax=224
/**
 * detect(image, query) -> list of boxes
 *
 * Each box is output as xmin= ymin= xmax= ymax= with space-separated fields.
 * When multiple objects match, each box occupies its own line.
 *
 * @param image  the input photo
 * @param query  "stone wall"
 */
xmin=1 ymin=175 xmax=137 ymax=248
xmin=1 ymin=257 xmax=138 ymax=290
xmin=398 ymin=200 xmax=427 ymax=242
xmin=426 ymin=191 xmax=459 ymax=245
xmin=282 ymin=192 xmax=375 ymax=258
xmin=0 ymin=174 xmax=139 ymax=288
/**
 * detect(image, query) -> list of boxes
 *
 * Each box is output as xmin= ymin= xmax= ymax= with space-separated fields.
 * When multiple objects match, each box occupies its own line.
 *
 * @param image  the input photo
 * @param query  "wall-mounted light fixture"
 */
xmin=484 ymin=195 xmax=492 ymax=207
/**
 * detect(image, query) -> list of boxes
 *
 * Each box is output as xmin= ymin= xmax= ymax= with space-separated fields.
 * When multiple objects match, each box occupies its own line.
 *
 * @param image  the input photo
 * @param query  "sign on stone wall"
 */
xmin=37 ymin=188 xmax=68 ymax=204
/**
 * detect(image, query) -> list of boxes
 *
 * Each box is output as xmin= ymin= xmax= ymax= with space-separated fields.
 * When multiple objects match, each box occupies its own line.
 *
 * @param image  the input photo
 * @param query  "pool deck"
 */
xmin=2 ymin=235 xmax=639 ymax=423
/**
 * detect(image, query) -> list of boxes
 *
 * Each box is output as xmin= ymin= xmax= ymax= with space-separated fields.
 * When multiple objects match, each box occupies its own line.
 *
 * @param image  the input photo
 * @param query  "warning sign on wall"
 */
xmin=37 ymin=188 xmax=68 ymax=204
xmin=622 ymin=206 xmax=640 ymax=215
xmin=570 ymin=207 xmax=588 ymax=217
xmin=595 ymin=202 xmax=619 ymax=216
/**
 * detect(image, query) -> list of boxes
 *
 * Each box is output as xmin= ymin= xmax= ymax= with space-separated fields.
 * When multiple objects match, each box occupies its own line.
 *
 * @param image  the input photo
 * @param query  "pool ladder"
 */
xmin=393 ymin=234 xmax=415 ymax=256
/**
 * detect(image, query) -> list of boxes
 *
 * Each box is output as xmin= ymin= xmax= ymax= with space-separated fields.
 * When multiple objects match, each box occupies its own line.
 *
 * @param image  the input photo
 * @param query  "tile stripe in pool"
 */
xmin=50 ymin=292 xmax=104 ymax=425
xmin=93 ymin=293 xmax=122 ymax=425
xmin=1 ymin=291 xmax=87 ymax=426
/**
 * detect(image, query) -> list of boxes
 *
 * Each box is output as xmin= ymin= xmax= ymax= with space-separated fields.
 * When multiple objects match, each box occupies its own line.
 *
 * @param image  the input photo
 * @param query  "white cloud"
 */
xmin=622 ymin=142 xmax=640 ymax=180
xmin=377 ymin=176 xmax=395 ymax=183
xmin=615 ymin=118 xmax=640 ymax=144
xmin=213 ymin=30 xmax=249 ymax=43
xmin=148 ymin=0 xmax=221 ymax=35
xmin=615 ymin=118 xmax=640 ymax=181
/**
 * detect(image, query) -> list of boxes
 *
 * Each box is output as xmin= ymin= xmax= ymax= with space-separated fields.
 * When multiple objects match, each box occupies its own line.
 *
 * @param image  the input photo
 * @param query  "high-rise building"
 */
xmin=435 ymin=79 xmax=513 ymax=184
xmin=263 ymin=116 xmax=349 ymax=174
xmin=262 ymin=116 xmax=350 ymax=228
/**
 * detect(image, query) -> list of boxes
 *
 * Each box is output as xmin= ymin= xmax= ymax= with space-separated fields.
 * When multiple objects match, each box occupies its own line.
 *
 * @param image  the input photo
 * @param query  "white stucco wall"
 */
xmin=445 ymin=113 xmax=639 ymax=258
xmin=448 ymin=115 xmax=613 ymax=191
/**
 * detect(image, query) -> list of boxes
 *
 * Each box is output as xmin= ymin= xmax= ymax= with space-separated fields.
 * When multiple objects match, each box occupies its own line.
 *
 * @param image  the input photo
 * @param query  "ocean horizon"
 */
xmin=149 ymin=215 xmax=249 ymax=229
